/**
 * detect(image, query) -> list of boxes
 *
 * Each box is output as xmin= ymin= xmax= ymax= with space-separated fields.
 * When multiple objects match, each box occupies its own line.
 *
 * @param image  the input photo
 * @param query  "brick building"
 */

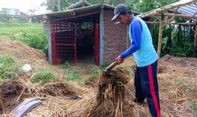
xmin=37 ymin=4 xmax=133 ymax=65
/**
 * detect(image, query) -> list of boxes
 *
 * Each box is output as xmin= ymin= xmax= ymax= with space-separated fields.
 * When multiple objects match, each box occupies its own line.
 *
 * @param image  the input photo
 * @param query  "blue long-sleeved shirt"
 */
xmin=120 ymin=17 xmax=158 ymax=67
xmin=120 ymin=18 xmax=142 ymax=58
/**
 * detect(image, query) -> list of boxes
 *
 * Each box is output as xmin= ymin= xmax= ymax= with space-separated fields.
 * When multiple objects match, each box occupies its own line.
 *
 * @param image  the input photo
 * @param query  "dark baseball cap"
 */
xmin=112 ymin=4 xmax=129 ymax=21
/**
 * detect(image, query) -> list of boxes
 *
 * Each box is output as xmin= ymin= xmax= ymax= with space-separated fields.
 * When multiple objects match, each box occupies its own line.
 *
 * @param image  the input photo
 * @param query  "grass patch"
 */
xmin=99 ymin=64 xmax=108 ymax=71
xmin=90 ymin=69 xmax=100 ymax=78
xmin=0 ymin=22 xmax=48 ymax=54
xmin=59 ymin=62 xmax=71 ymax=69
xmin=65 ymin=69 xmax=88 ymax=85
xmin=64 ymin=65 xmax=107 ymax=85
xmin=188 ymin=101 xmax=197 ymax=116
xmin=66 ymin=70 xmax=80 ymax=81
xmin=31 ymin=69 xmax=55 ymax=84
xmin=0 ymin=55 xmax=19 ymax=83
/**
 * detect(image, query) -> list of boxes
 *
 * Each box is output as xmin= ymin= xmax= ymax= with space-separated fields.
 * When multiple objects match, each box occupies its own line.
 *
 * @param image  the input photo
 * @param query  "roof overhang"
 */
xmin=35 ymin=4 xmax=114 ymax=21
xmin=140 ymin=0 xmax=197 ymax=21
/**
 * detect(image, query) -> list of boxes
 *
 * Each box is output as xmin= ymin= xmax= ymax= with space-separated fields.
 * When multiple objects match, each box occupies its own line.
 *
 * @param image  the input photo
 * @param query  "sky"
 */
xmin=0 ymin=0 xmax=48 ymax=14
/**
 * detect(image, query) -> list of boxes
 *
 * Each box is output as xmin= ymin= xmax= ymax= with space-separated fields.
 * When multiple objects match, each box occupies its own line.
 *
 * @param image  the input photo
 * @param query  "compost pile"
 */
xmin=92 ymin=68 xmax=130 ymax=117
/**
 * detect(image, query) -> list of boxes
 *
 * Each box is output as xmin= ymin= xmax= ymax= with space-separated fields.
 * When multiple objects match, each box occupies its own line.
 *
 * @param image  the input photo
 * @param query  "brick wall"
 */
xmin=103 ymin=10 xmax=127 ymax=64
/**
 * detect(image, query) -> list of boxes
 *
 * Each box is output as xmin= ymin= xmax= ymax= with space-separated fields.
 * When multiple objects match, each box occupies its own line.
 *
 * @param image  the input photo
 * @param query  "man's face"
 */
xmin=117 ymin=14 xmax=128 ymax=24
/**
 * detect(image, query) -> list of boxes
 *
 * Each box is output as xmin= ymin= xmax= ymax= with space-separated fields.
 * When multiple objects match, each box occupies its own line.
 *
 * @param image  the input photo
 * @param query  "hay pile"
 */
xmin=0 ymin=39 xmax=67 ymax=78
xmin=0 ymin=80 xmax=88 ymax=116
xmin=0 ymin=39 xmax=46 ymax=64
xmin=23 ymin=55 xmax=196 ymax=117
xmin=95 ymin=68 xmax=130 ymax=116
xmin=0 ymin=43 xmax=196 ymax=117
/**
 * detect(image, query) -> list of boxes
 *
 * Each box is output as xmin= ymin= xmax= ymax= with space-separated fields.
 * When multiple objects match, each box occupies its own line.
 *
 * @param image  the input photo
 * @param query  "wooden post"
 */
xmin=194 ymin=23 xmax=197 ymax=47
xmin=157 ymin=15 xmax=164 ymax=57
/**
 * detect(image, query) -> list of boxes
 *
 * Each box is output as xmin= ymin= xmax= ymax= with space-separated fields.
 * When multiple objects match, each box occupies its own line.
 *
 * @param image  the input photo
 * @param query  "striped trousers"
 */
xmin=134 ymin=61 xmax=160 ymax=117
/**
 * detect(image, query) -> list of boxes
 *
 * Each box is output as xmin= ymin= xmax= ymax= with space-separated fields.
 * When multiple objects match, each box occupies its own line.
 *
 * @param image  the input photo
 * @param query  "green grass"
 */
xmin=65 ymin=69 xmax=90 ymax=85
xmin=59 ymin=62 xmax=71 ymax=69
xmin=31 ymin=69 xmax=56 ymax=84
xmin=62 ymin=64 xmax=107 ymax=85
xmin=90 ymin=69 xmax=100 ymax=78
xmin=0 ymin=55 xmax=19 ymax=84
xmin=188 ymin=101 xmax=197 ymax=116
xmin=0 ymin=22 xmax=48 ymax=54
xmin=66 ymin=70 xmax=80 ymax=81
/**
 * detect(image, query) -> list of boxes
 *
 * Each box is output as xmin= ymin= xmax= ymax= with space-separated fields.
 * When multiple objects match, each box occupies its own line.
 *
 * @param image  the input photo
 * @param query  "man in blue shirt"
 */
xmin=112 ymin=4 xmax=160 ymax=117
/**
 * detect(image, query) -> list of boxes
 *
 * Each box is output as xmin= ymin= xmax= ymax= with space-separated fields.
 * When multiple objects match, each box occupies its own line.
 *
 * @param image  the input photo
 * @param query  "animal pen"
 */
xmin=38 ymin=4 xmax=128 ymax=65
xmin=37 ymin=0 xmax=197 ymax=66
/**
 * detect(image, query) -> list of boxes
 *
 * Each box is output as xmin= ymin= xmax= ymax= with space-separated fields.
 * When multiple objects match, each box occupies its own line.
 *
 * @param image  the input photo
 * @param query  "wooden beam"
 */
xmin=157 ymin=16 xmax=164 ymax=57
xmin=145 ymin=21 xmax=196 ymax=25
xmin=143 ymin=12 xmax=197 ymax=19
xmin=140 ymin=0 xmax=195 ymax=18
xmin=50 ymin=11 xmax=100 ymax=22
xmin=163 ymin=13 xmax=197 ymax=19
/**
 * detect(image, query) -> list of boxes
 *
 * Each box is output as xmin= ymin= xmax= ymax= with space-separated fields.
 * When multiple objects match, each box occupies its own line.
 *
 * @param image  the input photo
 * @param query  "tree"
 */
xmin=42 ymin=0 xmax=180 ymax=12
xmin=133 ymin=0 xmax=180 ymax=12
xmin=42 ymin=0 xmax=128 ymax=12
xmin=42 ymin=0 xmax=79 ymax=12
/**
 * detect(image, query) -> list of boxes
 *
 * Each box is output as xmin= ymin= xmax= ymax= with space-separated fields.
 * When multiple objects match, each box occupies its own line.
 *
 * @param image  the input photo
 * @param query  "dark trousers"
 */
xmin=134 ymin=61 xmax=160 ymax=117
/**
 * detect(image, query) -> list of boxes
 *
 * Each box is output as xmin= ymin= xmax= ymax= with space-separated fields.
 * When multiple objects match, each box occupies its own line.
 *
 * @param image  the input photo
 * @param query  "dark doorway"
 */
xmin=51 ymin=14 xmax=100 ymax=65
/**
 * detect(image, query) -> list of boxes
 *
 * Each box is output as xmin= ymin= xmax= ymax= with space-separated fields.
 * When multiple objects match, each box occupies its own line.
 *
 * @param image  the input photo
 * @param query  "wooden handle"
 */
xmin=105 ymin=61 xmax=118 ymax=72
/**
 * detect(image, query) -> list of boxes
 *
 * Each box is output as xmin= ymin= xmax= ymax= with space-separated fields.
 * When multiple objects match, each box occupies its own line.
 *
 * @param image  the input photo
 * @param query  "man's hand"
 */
xmin=116 ymin=55 xmax=124 ymax=64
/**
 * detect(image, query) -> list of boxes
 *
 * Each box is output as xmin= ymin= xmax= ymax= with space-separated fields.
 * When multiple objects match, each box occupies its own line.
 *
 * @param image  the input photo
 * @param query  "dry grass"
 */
xmin=0 ymin=39 xmax=196 ymax=117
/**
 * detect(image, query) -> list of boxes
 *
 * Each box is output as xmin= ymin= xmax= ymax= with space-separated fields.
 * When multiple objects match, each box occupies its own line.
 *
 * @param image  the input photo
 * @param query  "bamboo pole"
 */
xmin=145 ymin=21 xmax=196 ymax=25
xmin=144 ymin=13 xmax=197 ymax=19
xmin=157 ymin=16 xmax=164 ymax=57
xmin=140 ymin=0 xmax=195 ymax=18
xmin=163 ymin=13 xmax=197 ymax=19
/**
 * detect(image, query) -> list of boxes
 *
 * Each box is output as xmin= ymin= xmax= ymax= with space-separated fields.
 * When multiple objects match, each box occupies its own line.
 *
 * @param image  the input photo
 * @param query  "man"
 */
xmin=112 ymin=4 xmax=160 ymax=117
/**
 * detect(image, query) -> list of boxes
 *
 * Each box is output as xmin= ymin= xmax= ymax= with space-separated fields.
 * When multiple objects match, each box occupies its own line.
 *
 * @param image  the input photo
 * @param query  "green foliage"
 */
xmin=31 ymin=69 xmax=55 ymax=83
xmin=43 ymin=0 xmax=78 ymax=11
xmin=99 ymin=64 xmax=108 ymax=71
xmin=66 ymin=70 xmax=80 ymax=81
xmin=0 ymin=22 xmax=48 ymax=55
xmin=0 ymin=55 xmax=19 ymax=83
xmin=0 ymin=14 xmax=10 ymax=22
xmin=90 ymin=69 xmax=100 ymax=78
xmin=43 ymin=0 xmax=180 ymax=13
xmin=43 ymin=0 xmax=131 ymax=12
xmin=133 ymin=0 xmax=179 ymax=12
xmin=160 ymin=25 xmax=197 ymax=57
xmin=60 ymin=62 xmax=71 ymax=69
xmin=188 ymin=101 xmax=197 ymax=116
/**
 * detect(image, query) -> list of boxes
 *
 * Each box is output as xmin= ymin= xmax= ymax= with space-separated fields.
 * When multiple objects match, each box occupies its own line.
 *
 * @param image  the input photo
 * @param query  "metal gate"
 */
xmin=51 ymin=22 xmax=77 ymax=64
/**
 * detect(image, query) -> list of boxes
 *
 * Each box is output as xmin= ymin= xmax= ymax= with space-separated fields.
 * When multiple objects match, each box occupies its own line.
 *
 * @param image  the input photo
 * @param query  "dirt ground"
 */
xmin=0 ymin=39 xmax=98 ymax=79
xmin=0 ymin=39 xmax=196 ymax=117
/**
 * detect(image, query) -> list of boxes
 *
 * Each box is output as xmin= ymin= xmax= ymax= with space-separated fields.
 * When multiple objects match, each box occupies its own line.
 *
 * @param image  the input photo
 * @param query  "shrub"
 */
xmin=66 ymin=70 xmax=80 ymax=81
xmin=31 ymin=69 xmax=55 ymax=84
xmin=0 ymin=55 xmax=19 ymax=83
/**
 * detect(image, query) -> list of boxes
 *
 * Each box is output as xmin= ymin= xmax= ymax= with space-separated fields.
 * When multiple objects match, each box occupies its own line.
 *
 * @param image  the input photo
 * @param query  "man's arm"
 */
xmin=120 ymin=20 xmax=142 ymax=59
